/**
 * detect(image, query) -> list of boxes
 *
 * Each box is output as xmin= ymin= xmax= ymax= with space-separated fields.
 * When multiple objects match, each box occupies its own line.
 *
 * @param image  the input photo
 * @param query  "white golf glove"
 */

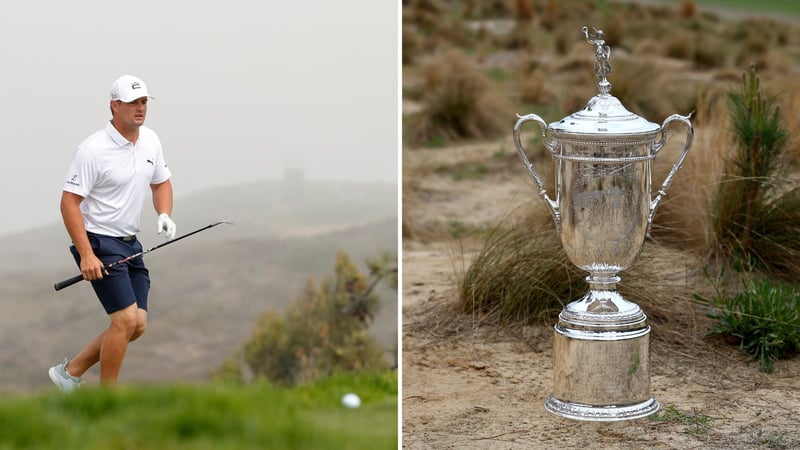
xmin=157 ymin=213 xmax=177 ymax=241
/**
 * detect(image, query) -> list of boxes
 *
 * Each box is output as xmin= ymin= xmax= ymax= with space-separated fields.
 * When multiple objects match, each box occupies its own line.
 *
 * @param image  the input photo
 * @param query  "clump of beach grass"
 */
xmin=404 ymin=51 xmax=511 ymax=148
xmin=458 ymin=214 xmax=583 ymax=323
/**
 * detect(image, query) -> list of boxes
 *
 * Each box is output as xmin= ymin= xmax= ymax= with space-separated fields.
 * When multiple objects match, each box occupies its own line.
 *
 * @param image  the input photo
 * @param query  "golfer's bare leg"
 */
xmin=66 ymin=307 xmax=147 ymax=378
xmin=130 ymin=308 xmax=147 ymax=342
xmin=65 ymin=330 xmax=106 ymax=377
xmin=99 ymin=303 xmax=139 ymax=384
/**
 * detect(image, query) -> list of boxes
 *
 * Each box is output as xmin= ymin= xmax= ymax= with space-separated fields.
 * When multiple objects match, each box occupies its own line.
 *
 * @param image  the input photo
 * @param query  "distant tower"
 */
xmin=282 ymin=166 xmax=305 ymax=202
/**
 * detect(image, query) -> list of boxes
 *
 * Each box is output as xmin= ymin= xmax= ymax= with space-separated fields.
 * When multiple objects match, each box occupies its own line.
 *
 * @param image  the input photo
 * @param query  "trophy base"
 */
xmin=545 ymin=396 xmax=659 ymax=422
xmin=547 ymin=283 xmax=657 ymax=422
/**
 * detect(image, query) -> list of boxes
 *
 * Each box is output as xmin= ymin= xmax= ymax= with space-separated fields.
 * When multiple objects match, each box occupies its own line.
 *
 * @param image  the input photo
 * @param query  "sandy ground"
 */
xmin=401 ymin=141 xmax=800 ymax=449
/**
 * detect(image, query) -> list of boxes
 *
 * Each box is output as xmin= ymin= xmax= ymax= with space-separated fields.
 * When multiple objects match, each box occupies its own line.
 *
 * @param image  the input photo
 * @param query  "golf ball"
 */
xmin=341 ymin=393 xmax=361 ymax=408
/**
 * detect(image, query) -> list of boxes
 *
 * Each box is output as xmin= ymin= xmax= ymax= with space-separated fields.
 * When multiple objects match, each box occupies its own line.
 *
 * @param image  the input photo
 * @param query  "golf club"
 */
xmin=54 ymin=220 xmax=234 ymax=291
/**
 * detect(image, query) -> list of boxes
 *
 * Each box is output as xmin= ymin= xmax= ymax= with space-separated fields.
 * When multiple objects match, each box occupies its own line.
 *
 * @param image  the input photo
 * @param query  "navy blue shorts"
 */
xmin=70 ymin=232 xmax=150 ymax=315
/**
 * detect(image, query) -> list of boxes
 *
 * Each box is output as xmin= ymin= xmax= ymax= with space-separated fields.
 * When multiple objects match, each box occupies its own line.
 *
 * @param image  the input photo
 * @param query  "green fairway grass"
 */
xmin=661 ymin=0 xmax=800 ymax=17
xmin=0 ymin=372 xmax=397 ymax=450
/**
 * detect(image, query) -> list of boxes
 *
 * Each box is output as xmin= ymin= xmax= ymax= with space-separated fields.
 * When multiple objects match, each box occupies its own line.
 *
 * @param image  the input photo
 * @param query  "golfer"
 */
xmin=49 ymin=75 xmax=176 ymax=390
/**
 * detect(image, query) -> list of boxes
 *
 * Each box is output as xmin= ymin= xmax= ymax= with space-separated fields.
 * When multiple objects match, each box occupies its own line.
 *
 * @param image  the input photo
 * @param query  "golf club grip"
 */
xmin=54 ymin=274 xmax=85 ymax=291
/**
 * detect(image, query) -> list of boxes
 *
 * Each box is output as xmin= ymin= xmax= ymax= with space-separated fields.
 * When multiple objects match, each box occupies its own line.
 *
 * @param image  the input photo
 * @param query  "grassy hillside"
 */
xmin=0 ymin=372 xmax=397 ymax=450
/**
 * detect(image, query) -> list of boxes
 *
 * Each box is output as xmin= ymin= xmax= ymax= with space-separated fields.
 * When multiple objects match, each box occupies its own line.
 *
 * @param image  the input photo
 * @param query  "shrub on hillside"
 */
xmin=217 ymin=251 xmax=396 ymax=385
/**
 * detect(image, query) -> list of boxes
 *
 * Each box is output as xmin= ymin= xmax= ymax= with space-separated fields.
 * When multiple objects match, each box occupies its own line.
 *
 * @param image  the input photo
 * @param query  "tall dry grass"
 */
xmin=404 ymin=51 xmax=512 ymax=148
xmin=680 ymin=0 xmax=697 ymax=18
xmin=458 ymin=214 xmax=583 ymax=323
xmin=404 ymin=0 xmax=446 ymax=31
xmin=648 ymin=86 xmax=730 ymax=252
xmin=774 ymin=77 xmax=800 ymax=166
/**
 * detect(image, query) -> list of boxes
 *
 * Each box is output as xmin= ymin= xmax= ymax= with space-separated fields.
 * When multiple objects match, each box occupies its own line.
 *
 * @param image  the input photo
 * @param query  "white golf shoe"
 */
xmin=48 ymin=358 xmax=84 ymax=392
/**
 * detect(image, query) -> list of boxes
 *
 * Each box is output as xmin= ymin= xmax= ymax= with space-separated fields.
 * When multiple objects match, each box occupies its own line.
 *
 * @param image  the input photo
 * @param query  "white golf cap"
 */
xmin=109 ymin=75 xmax=154 ymax=102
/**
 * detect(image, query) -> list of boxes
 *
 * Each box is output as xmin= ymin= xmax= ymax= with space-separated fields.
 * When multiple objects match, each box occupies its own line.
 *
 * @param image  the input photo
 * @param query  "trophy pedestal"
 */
xmin=544 ymin=284 xmax=659 ymax=421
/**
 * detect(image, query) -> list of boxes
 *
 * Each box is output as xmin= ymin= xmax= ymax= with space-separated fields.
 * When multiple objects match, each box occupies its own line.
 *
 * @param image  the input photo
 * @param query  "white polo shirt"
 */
xmin=63 ymin=121 xmax=171 ymax=237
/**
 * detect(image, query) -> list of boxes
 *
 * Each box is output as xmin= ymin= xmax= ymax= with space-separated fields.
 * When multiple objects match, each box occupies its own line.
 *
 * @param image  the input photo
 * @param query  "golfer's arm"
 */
xmin=60 ymin=191 xmax=92 ymax=257
xmin=151 ymin=179 xmax=173 ymax=216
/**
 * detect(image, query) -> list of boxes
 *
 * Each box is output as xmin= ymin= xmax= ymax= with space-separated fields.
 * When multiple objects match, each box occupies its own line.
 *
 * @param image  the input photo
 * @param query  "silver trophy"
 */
xmin=513 ymin=27 xmax=693 ymax=421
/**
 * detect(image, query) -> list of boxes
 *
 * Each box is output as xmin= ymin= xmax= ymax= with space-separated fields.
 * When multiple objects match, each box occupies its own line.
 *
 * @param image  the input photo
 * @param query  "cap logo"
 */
xmin=131 ymin=82 xmax=141 ymax=90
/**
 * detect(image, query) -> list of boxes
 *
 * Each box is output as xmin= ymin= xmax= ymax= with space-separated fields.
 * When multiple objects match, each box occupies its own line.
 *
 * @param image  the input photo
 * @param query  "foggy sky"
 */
xmin=0 ymin=1 xmax=397 ymax=236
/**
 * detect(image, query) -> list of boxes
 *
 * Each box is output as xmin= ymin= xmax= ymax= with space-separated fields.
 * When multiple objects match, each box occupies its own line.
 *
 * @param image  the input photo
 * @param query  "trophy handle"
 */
xmin=648 ymin=113 xmax=694 ymax=231
xmin=513 ymin=113 xmax=560 ymax=227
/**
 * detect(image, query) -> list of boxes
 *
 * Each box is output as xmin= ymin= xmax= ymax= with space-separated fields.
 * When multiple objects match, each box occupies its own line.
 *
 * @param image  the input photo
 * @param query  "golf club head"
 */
xmin=215 ymin=220 xmax=235 ymax=226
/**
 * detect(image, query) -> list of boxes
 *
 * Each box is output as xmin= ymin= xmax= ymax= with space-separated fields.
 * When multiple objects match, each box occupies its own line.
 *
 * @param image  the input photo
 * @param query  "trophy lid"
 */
xmin=549 ymin=27 xmax=660 ymax=136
